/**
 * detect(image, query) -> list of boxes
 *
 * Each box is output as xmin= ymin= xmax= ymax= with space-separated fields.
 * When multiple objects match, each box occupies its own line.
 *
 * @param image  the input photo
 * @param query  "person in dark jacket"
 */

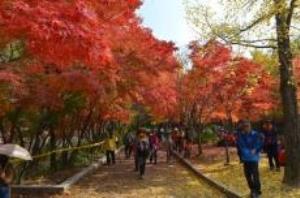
xmin=149 ymin=130 xmax=160 ymax=164
xmin=133 ymin=130 xmax=140 ymax=172
xmin=136 ymin=129 xmax=150 ymax=179
xmin=262 ymin=120 xmax=280 ymax=171
xmin=123 ymin=131 xmax=134 ymax=159
xmin=237 ymin=121 xmax=263 ymax=198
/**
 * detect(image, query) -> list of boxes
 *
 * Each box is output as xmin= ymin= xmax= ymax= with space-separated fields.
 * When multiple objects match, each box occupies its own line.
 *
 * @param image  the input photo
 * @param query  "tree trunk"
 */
xmin=275 ymin=3 xmax=300 ymax=186
xmin=224 ymin=140 xmax=230 ymax=165
xmin=224 ymin=111 xmax=233 ymax=165
xmin=196 ymin=124 xmax=203 ymax=156
xmin=198 ymin=132 xmax=203 ymax=155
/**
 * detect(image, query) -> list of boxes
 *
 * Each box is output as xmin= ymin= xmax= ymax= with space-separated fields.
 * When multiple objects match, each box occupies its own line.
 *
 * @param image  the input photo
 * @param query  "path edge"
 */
xmin=171 ymin=150 xmax=244 ymax=198
xmin=12 ymin=146 xmax=124 ymax=195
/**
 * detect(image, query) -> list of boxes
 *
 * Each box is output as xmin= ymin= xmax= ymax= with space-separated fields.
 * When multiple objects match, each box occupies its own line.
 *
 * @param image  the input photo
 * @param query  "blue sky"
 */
xmin=138 ymin=0 xmax=196 ymax=48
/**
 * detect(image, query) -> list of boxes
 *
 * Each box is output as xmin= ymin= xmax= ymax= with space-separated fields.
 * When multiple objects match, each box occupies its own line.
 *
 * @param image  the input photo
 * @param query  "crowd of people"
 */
xmin=101 ymin=119 xmax=284 ymax=198
xmin=0 ymin=119 xmax=284 ymax=198
xmin=104 ymin=127 xmax=193 ymax=179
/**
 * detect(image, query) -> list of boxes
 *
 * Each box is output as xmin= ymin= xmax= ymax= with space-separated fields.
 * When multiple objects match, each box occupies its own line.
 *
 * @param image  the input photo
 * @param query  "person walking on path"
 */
xmin=237 ymin=121 xmax=263 ymax=198
xmin=104 ymin=132 xmax=118 ymax=166
xmin=0 ymin=155 xmax=13 ymax=198
xmin=183 ymin=138 xmax=192 ymax=159
xmin=123 ymin=131 xmax=134 ymax=159
xmin=262 ymin=120 xmax=280 ymax=171
xmin=133 ymin=130 xmax=141 ymax=172
xmin=171 ymin=128 xmax=180 ymax=152
xmin=149 ymin=130 xmax=160 ymax=164
xmin=136 ymin=129 xmax=150 ymax=179
xmin=178 ymin=129 xmax=185 ymax=154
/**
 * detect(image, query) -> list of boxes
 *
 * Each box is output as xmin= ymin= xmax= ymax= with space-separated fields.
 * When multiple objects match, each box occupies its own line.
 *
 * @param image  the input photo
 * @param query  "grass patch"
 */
xmin=193 ymin=147 xmax=300 ymax=198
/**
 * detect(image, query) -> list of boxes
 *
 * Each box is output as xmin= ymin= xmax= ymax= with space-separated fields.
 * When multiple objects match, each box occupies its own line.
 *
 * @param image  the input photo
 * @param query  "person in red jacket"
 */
xmin=277 ymin=138 xmax=286 ymax=166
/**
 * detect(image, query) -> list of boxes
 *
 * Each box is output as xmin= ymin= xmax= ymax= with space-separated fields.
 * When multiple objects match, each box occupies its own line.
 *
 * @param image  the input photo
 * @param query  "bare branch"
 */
xmin=218 ymin=35 xmax=277 ymax=49
xmin=200 ymin=5 xmax=277 ymax=49
xmin=287 ymin=0 xmax=298 ymax=26
xmin=230 ymin=41 xmax=277 ymax=49
xmin=239 ymin=38 xmax=277 ymax=44
xmin=290 ymin=25 xmax=300 ymax=30
xmin=239 ymin=11 xmax=276 ymax=33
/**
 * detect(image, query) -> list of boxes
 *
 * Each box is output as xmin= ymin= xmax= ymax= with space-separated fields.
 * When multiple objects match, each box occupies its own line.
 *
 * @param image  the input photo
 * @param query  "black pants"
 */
xmin=243 ymin=162 xmax=261 ymax=195
xmin=125 ymin=144 xmax=132 ymax=159
xmin=174 ymin=141 xmax=180 ymax=152
xmin=138 ymin=157 xmax=147 ymax=176
xmin=266 ymin=146 xmax=280 ymax=169
xmin=106 ymin=150 xmax=115 ymax=165
xmin=134 ymin=154 xmax=138 ymax=171
xmin=237 ymin=148 xmax=242 ymax=163
xmin=150 ymin=149 xmax=157 ymax=164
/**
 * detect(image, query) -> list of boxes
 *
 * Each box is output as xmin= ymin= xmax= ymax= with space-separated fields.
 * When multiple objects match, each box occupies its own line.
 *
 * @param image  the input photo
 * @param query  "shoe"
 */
xmin=251 ymin=190 xmax=262 ymax=198
xmin=257 ymin=190 xmax=262 ymax=195
xmin=250 ymin=192 xmax=258 ymax=198
xmin=139 ymin=175 xmax=144 ymax=180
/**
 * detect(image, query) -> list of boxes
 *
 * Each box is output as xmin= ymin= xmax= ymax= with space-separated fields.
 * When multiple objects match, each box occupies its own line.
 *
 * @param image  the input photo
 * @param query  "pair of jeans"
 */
xmin=134 ymin=154 xmax=139 ymax=171
xmin=243 ymin=162 xmax=261 ymax=195
xmin=106 ymin=150 xmax=115 ymax=165
xmin=0 ymin=185 xmax=9 ymax=198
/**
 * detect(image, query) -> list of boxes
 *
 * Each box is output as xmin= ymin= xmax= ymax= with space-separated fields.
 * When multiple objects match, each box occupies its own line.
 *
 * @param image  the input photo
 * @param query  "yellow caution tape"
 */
xmin=12 ymin=141 xmax=105 ymax=164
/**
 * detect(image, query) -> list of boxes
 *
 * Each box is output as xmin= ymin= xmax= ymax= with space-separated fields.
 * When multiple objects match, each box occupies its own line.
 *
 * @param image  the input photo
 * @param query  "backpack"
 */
xmin=137 ymin=140 xmax=150 ymax=157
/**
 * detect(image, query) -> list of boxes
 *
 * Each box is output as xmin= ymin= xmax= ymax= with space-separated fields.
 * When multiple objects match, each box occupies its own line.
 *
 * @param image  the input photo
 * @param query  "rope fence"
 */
xmin=12 ymin=141 xmax=105 ymax=163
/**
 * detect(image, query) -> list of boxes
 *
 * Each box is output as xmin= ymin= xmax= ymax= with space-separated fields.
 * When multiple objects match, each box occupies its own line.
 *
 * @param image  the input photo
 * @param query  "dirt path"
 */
xmin=55 ymin=151 xmax=225 ymax=198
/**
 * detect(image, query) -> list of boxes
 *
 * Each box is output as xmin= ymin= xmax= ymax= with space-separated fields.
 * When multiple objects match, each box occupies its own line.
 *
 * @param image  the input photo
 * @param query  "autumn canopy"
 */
xmin=0 ymin=0 xmax=287 ymax=184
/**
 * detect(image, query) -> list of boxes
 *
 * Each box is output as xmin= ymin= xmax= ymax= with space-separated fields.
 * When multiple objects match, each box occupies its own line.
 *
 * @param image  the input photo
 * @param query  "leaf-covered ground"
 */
xmin=54 ymin=151 xmax=225 ymax=198
xmin=190 ymin=145 xmax=300 ymax=198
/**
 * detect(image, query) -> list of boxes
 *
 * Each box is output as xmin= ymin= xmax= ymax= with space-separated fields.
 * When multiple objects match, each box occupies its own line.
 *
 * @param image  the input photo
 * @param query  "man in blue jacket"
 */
xmin=237 ymin=121 xmax=263 ymax=198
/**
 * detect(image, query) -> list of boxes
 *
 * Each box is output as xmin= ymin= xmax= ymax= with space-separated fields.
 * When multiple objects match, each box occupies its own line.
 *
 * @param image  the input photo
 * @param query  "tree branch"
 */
xmin=202 ymin=7 xmax=277 ymax=49
xmin=222 ymin=37 xmax=277 ymax=49
xmin=239 ymin=38 xmax=277 ymax=44
xmin=287 ymin=0 xmax=298 ymax=26
xmin=239 ymin=11 xmax=276 ymax=33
